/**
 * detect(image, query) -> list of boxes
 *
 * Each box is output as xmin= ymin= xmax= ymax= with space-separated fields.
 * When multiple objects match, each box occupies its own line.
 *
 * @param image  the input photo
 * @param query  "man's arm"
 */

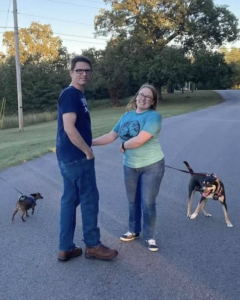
xmin=63 ymin=112 xmax=93 ymax=159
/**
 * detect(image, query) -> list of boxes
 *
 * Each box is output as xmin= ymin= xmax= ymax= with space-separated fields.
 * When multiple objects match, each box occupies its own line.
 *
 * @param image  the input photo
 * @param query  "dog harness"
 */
xmin=19 ymin=195 xmax=36 ymax=205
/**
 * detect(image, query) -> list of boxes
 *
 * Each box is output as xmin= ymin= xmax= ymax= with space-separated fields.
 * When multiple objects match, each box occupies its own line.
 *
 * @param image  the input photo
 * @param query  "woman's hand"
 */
xmin=120 ymin=143 xmax=125 ymax=153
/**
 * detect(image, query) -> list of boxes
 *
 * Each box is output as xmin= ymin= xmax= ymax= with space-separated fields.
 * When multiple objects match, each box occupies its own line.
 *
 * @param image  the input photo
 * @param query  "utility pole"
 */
xmin=13 ymin=0 xmax=23 ymax=131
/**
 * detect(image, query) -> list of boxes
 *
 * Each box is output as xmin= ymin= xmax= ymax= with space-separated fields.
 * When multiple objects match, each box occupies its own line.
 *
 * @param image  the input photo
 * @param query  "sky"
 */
xmin=0 ymin=0 xmax=240 ymax=55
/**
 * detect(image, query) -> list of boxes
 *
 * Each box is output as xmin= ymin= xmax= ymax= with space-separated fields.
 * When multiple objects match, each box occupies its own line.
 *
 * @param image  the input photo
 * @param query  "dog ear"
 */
xmin=210 ymin=173 xmax=217 ymax=178
xmin=30 ymin=193 xmax=37 ymax=197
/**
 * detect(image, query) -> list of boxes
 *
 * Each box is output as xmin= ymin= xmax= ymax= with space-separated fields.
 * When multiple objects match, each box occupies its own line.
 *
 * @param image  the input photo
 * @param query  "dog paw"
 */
xmin=190 ymin=213 xmax=197 ymax=219
xmin=227 ymin=223 xmax=233 ymax=227
xmin=205 ymin=214 xmax=212 ymax=217
xmin=187 ymin=213 xmax=191 ymax=218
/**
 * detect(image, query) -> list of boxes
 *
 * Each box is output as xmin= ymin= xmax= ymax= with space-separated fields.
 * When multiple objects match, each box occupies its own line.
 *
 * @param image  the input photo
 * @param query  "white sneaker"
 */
xmin=147 ymin=239 xmax=158 ymax=252
xmin=120 ymin=231 xmax=140 ymax=242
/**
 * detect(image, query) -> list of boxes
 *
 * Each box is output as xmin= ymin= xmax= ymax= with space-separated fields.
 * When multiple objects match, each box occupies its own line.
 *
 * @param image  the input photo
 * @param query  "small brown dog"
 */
xmin=12 ymin=193 xmax=44 ymax=222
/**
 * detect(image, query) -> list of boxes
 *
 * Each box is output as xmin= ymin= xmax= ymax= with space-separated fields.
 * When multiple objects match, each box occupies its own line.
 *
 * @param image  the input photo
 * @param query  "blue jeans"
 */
xmin=58 ymin=158 xmax=101 ymax=251
xmin=123 ymin=159 xmax=165 ymax=240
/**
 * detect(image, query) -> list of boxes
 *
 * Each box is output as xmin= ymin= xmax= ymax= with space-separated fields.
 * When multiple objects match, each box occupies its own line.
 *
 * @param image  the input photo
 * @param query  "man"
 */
xmin=56 ymin=55 xmax=118 ymax=261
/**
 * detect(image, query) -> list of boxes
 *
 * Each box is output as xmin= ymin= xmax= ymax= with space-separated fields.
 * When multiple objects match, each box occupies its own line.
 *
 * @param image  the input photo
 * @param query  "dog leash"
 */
xmin=165 ymin=165 xmax=209 ymax=177
xmin=0 ymin=176 xmax=23 ymax=194
xmin=0 ymin=165 xmax=209 ymax=193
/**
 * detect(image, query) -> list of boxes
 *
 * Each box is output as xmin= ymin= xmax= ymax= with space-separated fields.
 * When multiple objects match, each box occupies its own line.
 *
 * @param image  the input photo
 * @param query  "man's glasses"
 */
xmin=137 ymin=93 xmax=153 ymax=102
xmin=74 ymin=69 xmax=92 ymax=75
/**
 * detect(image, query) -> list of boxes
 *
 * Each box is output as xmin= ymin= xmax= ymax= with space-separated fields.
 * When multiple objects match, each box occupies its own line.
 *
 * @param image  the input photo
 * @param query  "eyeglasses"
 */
xmin=73 ymin=69 xmax=92 ymax=75
xmin=137 ymin=93 xmax=153 ymax=102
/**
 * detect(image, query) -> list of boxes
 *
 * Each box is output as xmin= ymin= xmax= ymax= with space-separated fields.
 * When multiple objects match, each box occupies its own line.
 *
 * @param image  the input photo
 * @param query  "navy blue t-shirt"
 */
xmin=56 ymin=86 xmax=92 ymax=163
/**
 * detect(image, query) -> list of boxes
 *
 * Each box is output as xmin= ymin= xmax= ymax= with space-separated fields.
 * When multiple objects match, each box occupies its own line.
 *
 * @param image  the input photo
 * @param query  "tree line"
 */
xmin=0 ymin=0 xmax=240 ymax=114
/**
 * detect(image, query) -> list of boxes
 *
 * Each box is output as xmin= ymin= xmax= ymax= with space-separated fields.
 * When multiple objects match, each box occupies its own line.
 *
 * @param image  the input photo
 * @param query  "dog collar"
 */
xmin=213 ymin=191 xmax=223 ymax=200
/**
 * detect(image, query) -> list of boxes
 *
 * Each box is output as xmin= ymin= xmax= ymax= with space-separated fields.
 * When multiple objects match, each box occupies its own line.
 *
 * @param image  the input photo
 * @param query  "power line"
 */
xmin=3 ymin=0 xmax=11 ymax=27
xmin=0 ymin=26 xmax=108 ymax=42
xmin=49 ymin=0 xmax=104 ymax=3
xmin=53 ymin=32 xmax=108 ymax=41
xmin=18 ymin=28 xmax=108 ymax=41
xmin=46 ymin=0 xmax=103 ymax=9
xmin=61 ymin=38 xmax=105 ymax=45
xmin=18 ymin=12 xmax=95 ymax=26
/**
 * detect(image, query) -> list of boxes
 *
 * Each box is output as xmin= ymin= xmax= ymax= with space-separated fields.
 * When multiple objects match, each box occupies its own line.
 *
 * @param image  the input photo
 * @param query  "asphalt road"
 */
xmin=0 ymin=90 xmax=239 ymax=300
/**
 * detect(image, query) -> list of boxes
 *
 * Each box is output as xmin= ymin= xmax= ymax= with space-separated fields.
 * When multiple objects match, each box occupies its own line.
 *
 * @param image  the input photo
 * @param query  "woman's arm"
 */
xmin=92 ymin=130 xmax=119 ymax=146
xmin=123 ymin=131 xmax=152 ymax=150
xmin=122 ymin=112 xmax=161 ymax=150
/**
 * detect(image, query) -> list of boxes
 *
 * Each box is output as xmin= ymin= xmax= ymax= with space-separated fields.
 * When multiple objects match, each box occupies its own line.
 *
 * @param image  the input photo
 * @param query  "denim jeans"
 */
xmin=58 ymin=158 xmax=100 ymax=251
xmin=123 ymin=158 xmax=165 ymax=240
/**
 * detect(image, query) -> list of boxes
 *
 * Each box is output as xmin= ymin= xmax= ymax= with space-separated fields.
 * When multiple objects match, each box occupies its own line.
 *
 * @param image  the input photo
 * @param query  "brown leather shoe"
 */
xmin=85 ymin=244 xmax=118 ymax=260
xmin=58 ymin=247 xmax=82 ymax=262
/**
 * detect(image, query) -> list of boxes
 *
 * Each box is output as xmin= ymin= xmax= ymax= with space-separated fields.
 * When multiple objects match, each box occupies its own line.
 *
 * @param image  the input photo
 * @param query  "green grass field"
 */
xmin=0 ymin=90 xmax=223 ymax=170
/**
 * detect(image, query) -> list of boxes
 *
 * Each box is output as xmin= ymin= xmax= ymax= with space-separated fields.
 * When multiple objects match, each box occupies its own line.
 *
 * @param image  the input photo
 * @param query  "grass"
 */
xmin=0 ymin=90 xmax=223 ymax=170
xmin=0 ymin=111 xmax=58 ymax=130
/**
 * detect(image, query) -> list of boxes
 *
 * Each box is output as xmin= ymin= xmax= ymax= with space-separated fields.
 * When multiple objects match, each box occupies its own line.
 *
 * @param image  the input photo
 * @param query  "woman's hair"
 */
xmin=126 ymin=84 xmax=159 ymax=112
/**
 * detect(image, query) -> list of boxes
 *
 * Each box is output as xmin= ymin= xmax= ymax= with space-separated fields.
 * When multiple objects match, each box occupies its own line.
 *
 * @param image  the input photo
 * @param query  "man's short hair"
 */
xmin=70 ymin=55 xmax=92 ymax=71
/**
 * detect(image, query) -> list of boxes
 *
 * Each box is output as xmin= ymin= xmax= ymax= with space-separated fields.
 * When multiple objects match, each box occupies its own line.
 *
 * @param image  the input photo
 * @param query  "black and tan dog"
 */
xmin=12 ymin=193 xmax=43 ymax=222
xmin=183 ymin=161 xmax=233 ymax=227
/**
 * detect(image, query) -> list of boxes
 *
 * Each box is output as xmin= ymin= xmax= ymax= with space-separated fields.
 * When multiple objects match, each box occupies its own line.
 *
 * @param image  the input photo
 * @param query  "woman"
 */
xmin=92 ymin=84 xmax=165 ymax=252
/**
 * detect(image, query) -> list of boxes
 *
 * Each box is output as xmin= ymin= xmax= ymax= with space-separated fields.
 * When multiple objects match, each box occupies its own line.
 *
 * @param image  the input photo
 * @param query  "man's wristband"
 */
xmin=122 ymin=142 xmax=126 ymax=150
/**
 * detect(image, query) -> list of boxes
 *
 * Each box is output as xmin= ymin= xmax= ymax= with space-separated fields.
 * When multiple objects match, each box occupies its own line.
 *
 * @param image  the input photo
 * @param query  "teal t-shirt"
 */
xmin=113 ymin=109 xmax=164 ymax=168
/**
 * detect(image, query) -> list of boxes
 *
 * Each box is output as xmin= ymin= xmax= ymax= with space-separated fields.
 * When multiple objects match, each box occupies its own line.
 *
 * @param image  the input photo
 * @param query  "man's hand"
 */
xmin=86 ymin=149 xmax=94 ymax=160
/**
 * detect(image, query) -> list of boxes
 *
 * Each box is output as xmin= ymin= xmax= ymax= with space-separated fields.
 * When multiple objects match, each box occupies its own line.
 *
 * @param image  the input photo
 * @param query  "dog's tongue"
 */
xmin=202 ymin=192 xmax=209 ymax=197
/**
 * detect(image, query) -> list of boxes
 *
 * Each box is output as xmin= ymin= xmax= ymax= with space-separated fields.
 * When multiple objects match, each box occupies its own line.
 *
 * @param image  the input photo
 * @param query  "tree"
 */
xmin=0 ymin=57 xmax=17 ymax=113
xmin=0 ymin=55 xmax=70 ymax=114
xmin=96 ymin=41 xmax=130 ymax=106
xmin=231 ymin=64 xmax=240 ymax=88
xmin=220 ymin=47 xmax=240 ymax=64
xmin=190 ymin=50 xmax=233 ymax=89
xmin=95 ymin=0 xmax=239 ymax=51
xmin=123 ymin=44 xmax=191 ymax=98
xmin=0 ymin=51 xmax=6 ymax=64
xmin=3 ymin=22 xmax=61 ymax=63
xmin=220 ymin=47 xmax=240 ymax=88
xmin=81 ymin=47 xmax=110 ymax=100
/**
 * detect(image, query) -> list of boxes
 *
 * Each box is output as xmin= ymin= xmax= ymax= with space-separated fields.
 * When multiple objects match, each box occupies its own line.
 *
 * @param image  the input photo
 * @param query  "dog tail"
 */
xmin=183 ymin=161 xmax=194 ymax=175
